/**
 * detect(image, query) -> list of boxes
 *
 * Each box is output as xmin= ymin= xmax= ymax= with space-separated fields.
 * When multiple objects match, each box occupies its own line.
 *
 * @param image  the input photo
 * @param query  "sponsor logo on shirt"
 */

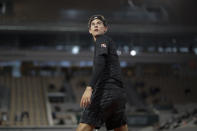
xmin=101 ymin=43 xmax=107 ymax=48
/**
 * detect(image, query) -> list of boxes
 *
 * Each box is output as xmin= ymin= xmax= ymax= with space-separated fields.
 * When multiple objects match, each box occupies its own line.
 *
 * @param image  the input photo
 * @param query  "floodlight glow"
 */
xmin=72 ymin=46 xmax=79 ymax=54
xmin=130 ymin=50 xmax=136 ymax=56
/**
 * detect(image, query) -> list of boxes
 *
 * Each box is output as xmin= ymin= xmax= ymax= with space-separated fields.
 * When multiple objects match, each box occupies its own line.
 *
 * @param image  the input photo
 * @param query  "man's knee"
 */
xmin=76 ymin=123 xmax=94 ymax=131
xmin=114 ymin=124 xmax=128 ymax=131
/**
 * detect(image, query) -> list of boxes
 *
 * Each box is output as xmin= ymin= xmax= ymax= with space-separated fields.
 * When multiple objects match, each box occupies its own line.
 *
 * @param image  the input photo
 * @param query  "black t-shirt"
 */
xmin=88 ymin=35 xmax=123 ymax=89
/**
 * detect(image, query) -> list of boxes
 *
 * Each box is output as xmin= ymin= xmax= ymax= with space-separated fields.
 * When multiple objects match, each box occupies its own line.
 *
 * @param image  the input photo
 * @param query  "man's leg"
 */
xmin=114 ymin=124 xmax=128 ymax=131
xmin=76 ymin=123 xmax=95 ymax=131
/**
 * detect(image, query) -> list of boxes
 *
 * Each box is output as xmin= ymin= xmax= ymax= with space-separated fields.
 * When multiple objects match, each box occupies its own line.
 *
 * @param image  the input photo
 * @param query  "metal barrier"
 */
xmin=0 ymin=126 xmax=77 ymax=131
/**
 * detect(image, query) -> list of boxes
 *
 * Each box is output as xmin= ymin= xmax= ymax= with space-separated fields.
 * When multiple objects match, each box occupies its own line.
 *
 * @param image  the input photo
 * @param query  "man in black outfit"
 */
xmin=76 ymin=15 xmax=128 ymax=131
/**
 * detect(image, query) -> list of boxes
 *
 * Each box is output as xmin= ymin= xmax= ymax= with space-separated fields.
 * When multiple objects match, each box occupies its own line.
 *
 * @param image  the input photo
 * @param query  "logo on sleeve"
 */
xmin=101 ymin=43 xmax=107 ymax=48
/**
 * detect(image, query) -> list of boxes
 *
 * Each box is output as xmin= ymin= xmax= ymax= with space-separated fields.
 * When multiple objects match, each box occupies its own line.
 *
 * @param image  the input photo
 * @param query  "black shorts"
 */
xmin=80 ymin=84 xmax=127 ymax=130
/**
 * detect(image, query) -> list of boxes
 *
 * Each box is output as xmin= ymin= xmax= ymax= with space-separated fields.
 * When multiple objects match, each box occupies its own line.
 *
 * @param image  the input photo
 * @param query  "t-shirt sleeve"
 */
xmin=88 ymin=55 xmax=106 ymax=88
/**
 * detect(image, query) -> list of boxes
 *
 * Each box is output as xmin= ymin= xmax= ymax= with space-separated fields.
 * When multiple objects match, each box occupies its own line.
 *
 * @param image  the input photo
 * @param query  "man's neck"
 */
xmin=93 ymin=36 xmax=96 ymax=42
xmin=93 ymin=34 xmax=104 ymax=42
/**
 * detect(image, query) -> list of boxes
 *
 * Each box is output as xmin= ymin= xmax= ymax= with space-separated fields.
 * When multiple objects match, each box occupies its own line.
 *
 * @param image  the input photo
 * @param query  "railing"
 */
xmin=0 ymin=49 xmax=196 ymax=63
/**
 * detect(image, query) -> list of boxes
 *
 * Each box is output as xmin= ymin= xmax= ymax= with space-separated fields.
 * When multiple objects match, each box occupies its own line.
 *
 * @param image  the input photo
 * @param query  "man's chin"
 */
xmin=93 ymin=33 xmax=104 ymax=37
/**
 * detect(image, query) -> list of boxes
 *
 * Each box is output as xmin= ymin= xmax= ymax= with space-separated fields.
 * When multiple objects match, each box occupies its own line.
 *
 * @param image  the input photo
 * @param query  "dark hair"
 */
xmin=88 ymin=15 xmax=108 ymax=28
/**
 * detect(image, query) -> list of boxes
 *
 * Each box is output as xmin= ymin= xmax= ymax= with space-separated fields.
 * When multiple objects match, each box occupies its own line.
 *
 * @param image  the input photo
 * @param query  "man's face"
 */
xmin=89 ymin=19 xmax=108 ymax=37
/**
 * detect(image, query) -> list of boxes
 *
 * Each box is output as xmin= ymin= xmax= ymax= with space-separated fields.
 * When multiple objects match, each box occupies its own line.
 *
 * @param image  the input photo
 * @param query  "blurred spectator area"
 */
xmin=0 ymin=62 xmax=197 ymax=127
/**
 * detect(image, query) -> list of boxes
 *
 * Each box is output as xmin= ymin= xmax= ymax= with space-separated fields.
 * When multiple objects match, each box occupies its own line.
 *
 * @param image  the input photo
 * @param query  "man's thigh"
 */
xmin=76 ymin=123 xmax=95 ymax=131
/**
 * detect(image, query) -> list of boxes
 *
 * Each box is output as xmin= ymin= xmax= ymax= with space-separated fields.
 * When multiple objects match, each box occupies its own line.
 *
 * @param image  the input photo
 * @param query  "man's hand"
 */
xmin=80 ymin=86 xmax=93 ymax=108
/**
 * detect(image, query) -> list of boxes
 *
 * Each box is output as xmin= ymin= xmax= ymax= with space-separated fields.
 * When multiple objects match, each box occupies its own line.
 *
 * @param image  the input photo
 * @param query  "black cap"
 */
xmin=88 ymin=15 xmax=108 ymax=28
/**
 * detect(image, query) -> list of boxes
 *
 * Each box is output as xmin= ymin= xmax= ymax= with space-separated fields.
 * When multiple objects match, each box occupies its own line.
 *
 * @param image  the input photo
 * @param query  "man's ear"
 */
xmin=104 ymin=26 xmax=108 ymax=32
